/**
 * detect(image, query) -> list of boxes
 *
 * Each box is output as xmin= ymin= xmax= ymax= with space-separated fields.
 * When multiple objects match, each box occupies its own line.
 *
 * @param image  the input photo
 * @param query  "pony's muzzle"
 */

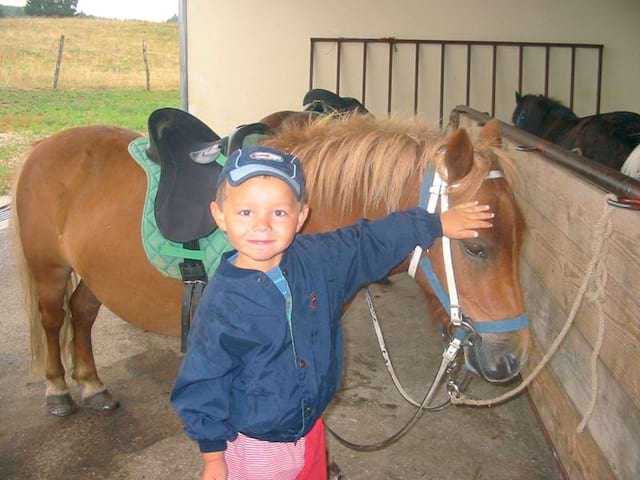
xmin=463 ymin=332 xmax=528 ymax=383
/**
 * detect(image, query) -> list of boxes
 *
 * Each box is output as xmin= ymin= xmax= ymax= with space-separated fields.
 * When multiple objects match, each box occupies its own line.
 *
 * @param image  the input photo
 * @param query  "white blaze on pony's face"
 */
xmin=211 ymin=176 xmax=309 ymax=272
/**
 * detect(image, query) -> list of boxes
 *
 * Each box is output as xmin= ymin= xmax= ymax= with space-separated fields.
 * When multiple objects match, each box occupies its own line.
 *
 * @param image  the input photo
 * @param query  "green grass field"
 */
xmin=0 ymin=88 xmax=180 ymax=194
xmin=0 ymin=16 xmax=180 ymax=195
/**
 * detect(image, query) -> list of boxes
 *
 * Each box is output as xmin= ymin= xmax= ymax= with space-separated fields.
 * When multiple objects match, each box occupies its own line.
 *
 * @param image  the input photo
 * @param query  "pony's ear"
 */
xmin=444 ymin=128 xmax=474 ymax=183
xmin=515 ymin=91 xmax=522 ymax=104
xmin=479 ymin=119 xmax=502 ymax=147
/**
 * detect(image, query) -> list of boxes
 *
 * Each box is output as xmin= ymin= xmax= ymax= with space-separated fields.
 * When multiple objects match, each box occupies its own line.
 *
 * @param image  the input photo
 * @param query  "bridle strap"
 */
xmin=473 ymin=314 xmax=529 ymax=334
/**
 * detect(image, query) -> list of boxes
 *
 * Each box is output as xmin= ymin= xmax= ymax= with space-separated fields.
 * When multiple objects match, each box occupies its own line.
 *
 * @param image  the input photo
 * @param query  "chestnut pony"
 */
xmin=13 ymin=114 xmax=528 ymax=416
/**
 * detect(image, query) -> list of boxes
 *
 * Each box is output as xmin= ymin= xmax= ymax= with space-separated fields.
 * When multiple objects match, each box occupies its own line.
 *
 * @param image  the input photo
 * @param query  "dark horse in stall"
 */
xmin=12 ymin=103 xmax=529 ymax=416
xmin=512 ymin=92 xmax=640 ymax=171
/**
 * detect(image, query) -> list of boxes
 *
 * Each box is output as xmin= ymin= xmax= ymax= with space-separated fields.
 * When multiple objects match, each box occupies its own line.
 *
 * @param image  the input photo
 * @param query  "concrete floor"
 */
xmin=0 ymin=224 xmax=563 ymax=480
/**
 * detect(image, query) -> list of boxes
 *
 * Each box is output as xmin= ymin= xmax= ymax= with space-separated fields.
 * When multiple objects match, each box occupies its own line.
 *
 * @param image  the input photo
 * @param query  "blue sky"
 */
xmin=2 ymin=0 xmax=179 ymax=22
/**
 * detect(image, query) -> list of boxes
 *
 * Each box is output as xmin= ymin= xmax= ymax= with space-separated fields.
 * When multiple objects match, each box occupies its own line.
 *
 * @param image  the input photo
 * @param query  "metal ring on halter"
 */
xmin=446 ymin=380 xmax=463 ymax=400
xmin=446 ymin=319 xmax=478 ymax=347
xmin=606 ymin=196 xmax=640 ymax=210
xmin=515 ymin=145 xmax=541 ymax=152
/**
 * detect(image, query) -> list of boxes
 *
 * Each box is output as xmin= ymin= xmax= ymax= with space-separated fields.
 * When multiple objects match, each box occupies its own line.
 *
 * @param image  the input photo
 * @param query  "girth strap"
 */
xmin=178 ymin=240 xmax=208 ymax=353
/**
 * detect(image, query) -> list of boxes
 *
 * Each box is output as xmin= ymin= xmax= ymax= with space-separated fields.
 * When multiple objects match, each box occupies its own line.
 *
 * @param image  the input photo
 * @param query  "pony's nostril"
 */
xmin=465 ymin=343 xmax=522 ymax=383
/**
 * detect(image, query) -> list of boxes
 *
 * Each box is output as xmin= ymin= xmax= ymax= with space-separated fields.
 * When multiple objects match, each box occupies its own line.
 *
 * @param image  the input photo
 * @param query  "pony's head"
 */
xmin=264 ymin=115 xmax=529 ymax=382
xmin=424 ymin=120 xmax=528 ymax=382
xmin=513 ymin=92 xmax=577 ymax=137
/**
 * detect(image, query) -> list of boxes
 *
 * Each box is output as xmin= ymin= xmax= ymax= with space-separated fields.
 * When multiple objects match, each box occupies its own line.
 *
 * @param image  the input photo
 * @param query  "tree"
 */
xmin=25 ymin=0 xmax=78 ymax=17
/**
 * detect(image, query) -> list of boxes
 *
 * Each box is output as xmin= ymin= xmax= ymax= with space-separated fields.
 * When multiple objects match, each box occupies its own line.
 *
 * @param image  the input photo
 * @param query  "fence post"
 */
xmin=142 ymin=41 xmax=151 ymax=91
xmin=52 ymin=35 xmax=65 ymax=89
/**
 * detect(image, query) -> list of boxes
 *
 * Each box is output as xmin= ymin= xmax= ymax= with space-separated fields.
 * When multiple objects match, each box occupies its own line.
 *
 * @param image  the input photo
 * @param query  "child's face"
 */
xmin=210 ymin=176 xmax=309 ymax=272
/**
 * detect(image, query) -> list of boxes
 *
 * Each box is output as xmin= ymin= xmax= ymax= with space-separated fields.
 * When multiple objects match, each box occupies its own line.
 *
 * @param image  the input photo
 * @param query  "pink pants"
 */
xmin=224 ymin=419 xmax=327 ymax=480
xmin=296 ymin=418 xmax=328 ymax=480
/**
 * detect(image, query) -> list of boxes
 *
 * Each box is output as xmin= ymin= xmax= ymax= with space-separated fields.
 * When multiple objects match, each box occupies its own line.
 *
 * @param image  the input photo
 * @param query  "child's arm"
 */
xmin=201 ymin=452 xmax=227 ymax=480
xmin=171 ymin=292 xmax=256 ymax=455
xmin=308 ymin=204 xmax=492 ymax=301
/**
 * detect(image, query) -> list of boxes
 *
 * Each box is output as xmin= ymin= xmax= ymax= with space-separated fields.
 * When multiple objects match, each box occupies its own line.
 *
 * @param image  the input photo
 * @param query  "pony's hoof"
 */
xmin=46 ymin=393 xmax=77 ymax=416
xmin=84 ymin=390 xmax=120 ymax=412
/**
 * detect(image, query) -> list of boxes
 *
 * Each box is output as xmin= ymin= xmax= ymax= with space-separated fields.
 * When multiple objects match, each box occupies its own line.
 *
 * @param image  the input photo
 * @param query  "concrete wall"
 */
xmin=186 ymin=0 xmax=640 ymax=133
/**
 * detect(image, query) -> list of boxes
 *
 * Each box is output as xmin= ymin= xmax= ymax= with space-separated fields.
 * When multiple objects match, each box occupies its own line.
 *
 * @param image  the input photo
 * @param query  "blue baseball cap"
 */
xmin=218 ymin=146 xmax=305 ymax=200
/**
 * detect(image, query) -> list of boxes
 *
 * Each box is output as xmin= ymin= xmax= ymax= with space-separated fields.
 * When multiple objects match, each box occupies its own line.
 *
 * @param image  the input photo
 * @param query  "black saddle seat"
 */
xmin=147 ymin=108 xmax=223 ymax=244
xmin=302 ymin=88 xmax=369 ymax=115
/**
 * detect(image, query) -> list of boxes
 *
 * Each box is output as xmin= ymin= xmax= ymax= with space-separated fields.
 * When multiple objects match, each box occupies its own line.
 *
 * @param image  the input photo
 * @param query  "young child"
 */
xmin=171 ymin=145 xmax=493 ymax=480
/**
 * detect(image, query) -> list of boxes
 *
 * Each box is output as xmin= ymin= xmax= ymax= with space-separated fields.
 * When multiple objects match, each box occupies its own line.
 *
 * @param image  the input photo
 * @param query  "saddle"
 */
xmin=147 ymin=108 xmax=271 ymax=243
xmin=146 ymin=108 xmax=271 ymax=352
xmin=303 ymin=88 xmax=369 ymax=115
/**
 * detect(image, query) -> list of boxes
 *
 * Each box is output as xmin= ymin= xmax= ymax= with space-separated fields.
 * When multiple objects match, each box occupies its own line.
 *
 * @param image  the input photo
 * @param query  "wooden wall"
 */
xmin=458 ymin=112 xmax=640 ymax=480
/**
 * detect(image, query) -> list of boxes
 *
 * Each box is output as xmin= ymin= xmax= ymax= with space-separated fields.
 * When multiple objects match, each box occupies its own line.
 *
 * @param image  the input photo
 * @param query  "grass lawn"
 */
xmin=0 ymin=88 xmax=180 ymax=194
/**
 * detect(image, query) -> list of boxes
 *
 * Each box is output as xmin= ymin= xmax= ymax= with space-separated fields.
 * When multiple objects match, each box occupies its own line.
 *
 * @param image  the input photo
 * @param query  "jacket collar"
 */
xmin=217 ymin=249 xmax=292 ymax=280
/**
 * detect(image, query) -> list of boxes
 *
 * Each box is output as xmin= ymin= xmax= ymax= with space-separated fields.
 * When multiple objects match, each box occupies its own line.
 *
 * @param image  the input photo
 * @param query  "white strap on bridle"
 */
xmin=408 ymin=169 xmax=505 ymax=327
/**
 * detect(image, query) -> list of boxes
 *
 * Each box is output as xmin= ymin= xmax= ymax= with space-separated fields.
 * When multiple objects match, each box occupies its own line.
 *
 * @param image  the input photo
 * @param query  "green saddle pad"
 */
xmin=128 ymin=136 xmax=232 ymax=279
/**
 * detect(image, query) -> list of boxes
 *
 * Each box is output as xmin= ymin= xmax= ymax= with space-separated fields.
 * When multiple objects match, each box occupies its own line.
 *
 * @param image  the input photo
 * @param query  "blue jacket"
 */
xmin=171 ymin=208 xmax=442 ymax=452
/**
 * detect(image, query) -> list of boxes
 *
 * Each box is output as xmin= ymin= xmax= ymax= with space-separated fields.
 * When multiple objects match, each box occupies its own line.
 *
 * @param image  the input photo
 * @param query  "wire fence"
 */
xmin=0 ymin=17 xmax=179 ymax=90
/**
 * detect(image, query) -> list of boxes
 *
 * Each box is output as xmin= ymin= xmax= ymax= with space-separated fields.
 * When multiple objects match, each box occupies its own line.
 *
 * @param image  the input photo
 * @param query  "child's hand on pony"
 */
xmin=441 ymin=201 xmax=494 ymax=239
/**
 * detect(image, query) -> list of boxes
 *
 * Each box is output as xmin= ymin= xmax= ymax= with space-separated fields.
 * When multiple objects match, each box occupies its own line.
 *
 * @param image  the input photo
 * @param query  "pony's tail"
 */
xmin=10 ymin=151 xmax=76 ymax=382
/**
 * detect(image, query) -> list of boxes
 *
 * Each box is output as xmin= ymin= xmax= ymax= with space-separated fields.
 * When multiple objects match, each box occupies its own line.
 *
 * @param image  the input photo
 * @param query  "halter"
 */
xmin=327 ymin=160 xmax=531 ymax=452
xmin=408 ymin=164 xmax=529 ymax=342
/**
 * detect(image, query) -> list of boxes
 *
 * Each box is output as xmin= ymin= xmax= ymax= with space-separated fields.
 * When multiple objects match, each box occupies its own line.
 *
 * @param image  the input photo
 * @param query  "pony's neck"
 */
xmin=542 ymin=104 xmax=578 ymax=139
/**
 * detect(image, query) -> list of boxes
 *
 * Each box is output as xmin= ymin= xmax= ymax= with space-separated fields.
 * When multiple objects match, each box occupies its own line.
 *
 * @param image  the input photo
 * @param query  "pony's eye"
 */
xmin=463 ymin=242 xmax=486 ymax=258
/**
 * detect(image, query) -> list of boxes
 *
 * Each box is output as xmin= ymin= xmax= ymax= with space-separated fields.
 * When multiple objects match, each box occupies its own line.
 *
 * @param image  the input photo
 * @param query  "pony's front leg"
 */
xmin=70 ymin=280 xmax=119 ymax=412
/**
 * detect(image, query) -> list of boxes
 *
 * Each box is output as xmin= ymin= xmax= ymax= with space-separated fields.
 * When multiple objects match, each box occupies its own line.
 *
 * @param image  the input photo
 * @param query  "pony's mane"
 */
xmin=531 ymin=94 xmax=577 ymax=119
xmin=262 ymin=114 xmax=517 ymax=216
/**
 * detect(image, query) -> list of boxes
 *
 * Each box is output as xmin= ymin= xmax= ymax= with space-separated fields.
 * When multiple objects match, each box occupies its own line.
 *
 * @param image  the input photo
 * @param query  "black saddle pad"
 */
xmin=147 ymin=108 xmax=222 ymax=244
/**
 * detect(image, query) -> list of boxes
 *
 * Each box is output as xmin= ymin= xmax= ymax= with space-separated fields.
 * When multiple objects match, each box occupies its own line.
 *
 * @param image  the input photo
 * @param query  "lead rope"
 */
xmin=452 ymin=194 xmax=615 ymax=434
xmin=364 ymin=289 xmax=449 ymax=410
xmin=326 ymin=327 xmax=457 ymax=452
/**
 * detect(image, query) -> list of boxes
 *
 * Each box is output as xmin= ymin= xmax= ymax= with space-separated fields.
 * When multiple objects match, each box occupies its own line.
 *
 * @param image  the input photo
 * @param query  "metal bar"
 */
xmin=309 ymin=40 xmax=315 ymax=91
xmin=414 ymin=43 xmax=420 ymax=115
xmin=544 ymin=46 xmax=550 ymax=96
xmin=453 ymin=106 xmax=640 ymax=200
xmin=308 ymin=37 xmax=604 ymax=117
xmin=440 ymin=43 xmax=445 ymax=127
xmin=491 ymin=44 xmax=497 ymax=117
xmin=596 ymin=46 xmax=603 ymax=114
xmin=387 ymin=41 xmax=394 ymax=115
xmin=310 ymin=37 xmax=603 ymax=49
xmin=570 ymin=47 xmax=576 ymax=109
xmin=518 ymin=45 xmax=523 ymax=94
xmin=178 ymin=0 xmax=188 ymax=110
xmin=336 ymin=39 xmax=342 ymax=95
xmin=361 ymin=41 xmax=367 ymax=106
xmin=465 ymin=44 xmax=471 ymax=106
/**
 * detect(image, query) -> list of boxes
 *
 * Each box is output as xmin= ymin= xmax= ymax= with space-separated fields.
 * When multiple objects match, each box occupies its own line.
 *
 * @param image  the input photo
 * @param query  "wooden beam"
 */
xmin=524 ymin=342 xmax=616 ymax=480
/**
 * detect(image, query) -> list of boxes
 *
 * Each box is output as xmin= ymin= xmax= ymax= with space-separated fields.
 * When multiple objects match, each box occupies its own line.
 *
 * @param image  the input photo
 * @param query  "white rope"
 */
xmin=452 ymin=194 xmax=615 ymax=417
xmin=577 ymin=202 xmax=613 ymax=432
xmin=365 ymin=289 xmax=445 ymax=408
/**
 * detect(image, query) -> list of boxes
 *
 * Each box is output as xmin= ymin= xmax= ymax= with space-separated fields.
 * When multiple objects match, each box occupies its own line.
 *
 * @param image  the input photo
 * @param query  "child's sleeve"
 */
xmin=312 ymin=207 xmax=442 ymax=301
xmin=170 ymin=293 xmax=257 ymax=453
